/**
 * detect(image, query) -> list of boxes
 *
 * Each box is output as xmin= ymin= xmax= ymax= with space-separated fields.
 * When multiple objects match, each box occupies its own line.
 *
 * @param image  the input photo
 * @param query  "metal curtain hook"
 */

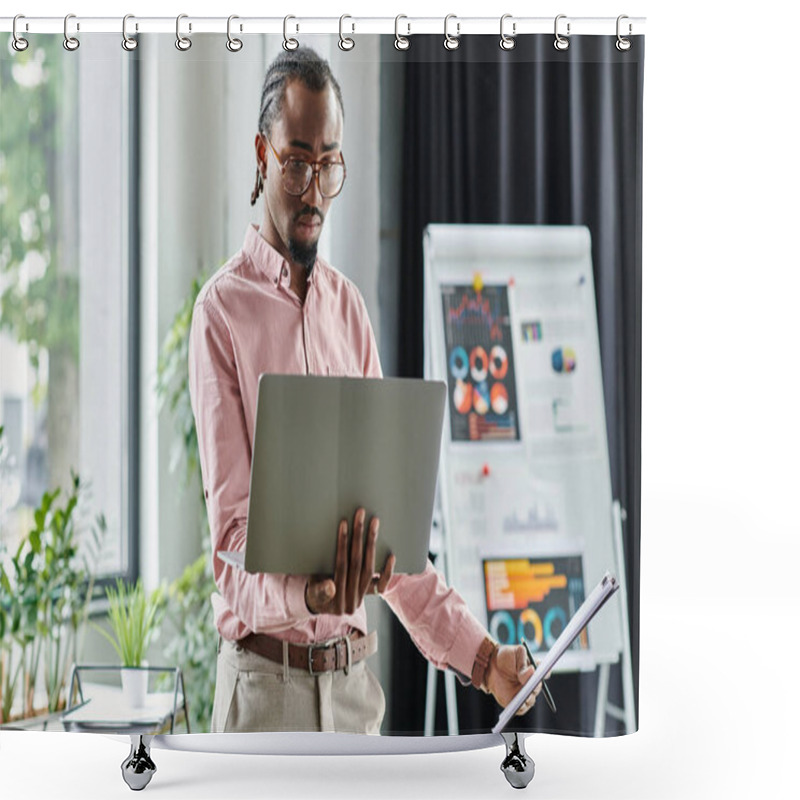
xmin=63 ymin=13 xmax=80 ymax=51
xmin=283 ymin=15 xmax=299 ymax=51
xmin=616 ymin=14 xmax=632 ymax=51
xmin=394 ymin=15 xmax=410 ymax=50
xmin=227 ymin=15 xmax=243 ymax=52
xmin=554 ymin=14 xmax=570 ymax=51
xmin=12 ymin=14 xmax=29 ymax=52
xmin=122 ymin=14 xmax=138 ymax=51
xmin=339 ymin=14 xmax=355 ymax=51
xmin=175 ymin=14 xmax=192 ymax=51
xmin=500 ymin=14 xmax=516 ymax=50
xmin=444 ymin=14 xmax=460 ymax=51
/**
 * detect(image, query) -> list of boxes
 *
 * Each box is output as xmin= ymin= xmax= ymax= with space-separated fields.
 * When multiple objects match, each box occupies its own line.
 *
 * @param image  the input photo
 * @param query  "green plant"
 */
xmin=161 ymin=552 xmax=217 ymax=732
xmin=0 ymin=468 xmax=106 ymax=722
xmin=156 ymin=272 xmax=209 ymax=492
xmin=155 ymin=271 xmax=219 ymax=732
xmin=0 ymin=564 xmax=22 ymax=723
xmin=94 ymin=579 xmax=165 ymax=668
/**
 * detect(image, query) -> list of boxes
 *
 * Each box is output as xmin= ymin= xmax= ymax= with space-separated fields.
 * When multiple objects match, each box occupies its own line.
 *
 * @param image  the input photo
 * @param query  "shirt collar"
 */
xmin=243 ymin=223 xmax=321 ymax=290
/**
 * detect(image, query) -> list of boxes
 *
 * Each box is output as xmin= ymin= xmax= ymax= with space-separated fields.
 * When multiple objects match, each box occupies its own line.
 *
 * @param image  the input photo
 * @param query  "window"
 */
xmin=0 ymin=36 xmax=137 ymax=580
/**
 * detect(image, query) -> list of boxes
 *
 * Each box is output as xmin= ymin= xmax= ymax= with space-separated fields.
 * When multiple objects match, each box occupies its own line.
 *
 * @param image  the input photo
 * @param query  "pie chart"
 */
xmin=473 ymin=381 xmax=490 ymax=415
xmin=470 ymin=346 xmax=488 ymax=382
xmin=453 ymin=379 xmax=472 ymax=415
xmin=551 ymin=347 xmax=577 ymax=374
xmin=489 ymin=345 xmax=509 ymax=380
xmin=449 ymin=346 xmax=469 ymax=380
xmin=490 ymin=383 xmax=509 ymax=415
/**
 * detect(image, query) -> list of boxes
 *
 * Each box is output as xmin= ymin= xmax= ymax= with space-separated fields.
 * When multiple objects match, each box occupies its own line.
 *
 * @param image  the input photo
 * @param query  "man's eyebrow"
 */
xmin=288 ymin=139 xmax=341 ymax=153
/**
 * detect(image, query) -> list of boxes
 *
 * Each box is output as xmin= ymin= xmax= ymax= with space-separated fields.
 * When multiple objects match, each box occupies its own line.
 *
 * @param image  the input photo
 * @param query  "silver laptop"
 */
xmin=218 ymin=374 xmax=446 ymax=576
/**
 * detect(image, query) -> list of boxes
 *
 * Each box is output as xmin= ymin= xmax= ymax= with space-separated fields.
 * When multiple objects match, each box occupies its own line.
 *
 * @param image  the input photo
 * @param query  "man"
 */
xmin=188 ymin=47 xmax=541 ymax=734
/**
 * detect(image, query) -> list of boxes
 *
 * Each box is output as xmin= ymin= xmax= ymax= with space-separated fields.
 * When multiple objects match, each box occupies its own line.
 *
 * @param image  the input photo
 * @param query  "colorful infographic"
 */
xmin=551 ymin=347 xmax=577 ymax=374
xmin=482 ymin=556 xmax=587 ymax=653
xmin=521 ymin=320 xmax=543 ymax=342
xmin=441 ymin=284 xmax=519 ymax=442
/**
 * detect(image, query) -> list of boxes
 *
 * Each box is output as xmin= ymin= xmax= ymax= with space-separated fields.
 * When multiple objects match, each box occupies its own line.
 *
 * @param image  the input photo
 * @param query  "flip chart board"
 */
xmin=424 ymin=224 xmax=624 ymax=671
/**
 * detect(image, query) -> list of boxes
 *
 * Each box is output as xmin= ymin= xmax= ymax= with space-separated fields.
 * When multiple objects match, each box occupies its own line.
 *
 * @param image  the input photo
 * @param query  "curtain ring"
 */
xmin=500 ymin=14 xmax=516 ymax=50
xmin=175 ymin=14 xmax=192 ymax=51
xmin=616 ymin=15 xmax=632 ymax=51
xmin=394 ymin=15 xmax=410 ymax=50
xmin=554 ymin=14 xmax=570 ymax=51
xmin=227 ymin=15 xmax=243 ymax=52
xmin=283 ymin=15 xmax=299 ymax=51
xmin=338 ymin=15 xmax=355 ymax=51
xmin=122 ymin=14 xmax=138 ymax=51
xmin=443 ymin=14 xmax=460 ymax=51
xmin=12 ymin=15 xmax=29 ymax=52
xmin=63 ymin=13 xmax=80 ymax=51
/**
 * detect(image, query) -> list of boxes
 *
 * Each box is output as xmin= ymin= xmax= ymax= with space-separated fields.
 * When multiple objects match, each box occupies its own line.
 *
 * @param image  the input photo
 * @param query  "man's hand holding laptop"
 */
xmin=304 ymin=507 xmax=396 ymax=615
xmin=302 ymin=506 xmax=542 ymax=717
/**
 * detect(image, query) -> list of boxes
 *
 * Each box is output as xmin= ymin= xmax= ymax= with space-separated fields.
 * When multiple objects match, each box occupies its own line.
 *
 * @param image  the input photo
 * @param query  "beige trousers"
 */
xmin=210 ymin=637 xmax=386 ymax=734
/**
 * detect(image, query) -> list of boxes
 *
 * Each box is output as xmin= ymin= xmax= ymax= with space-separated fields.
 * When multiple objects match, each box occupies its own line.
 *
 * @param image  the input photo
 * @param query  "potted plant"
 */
xmin=95 ymin=579 xmax=165 ymax=708
xmin=0 ymin=457 xmax=106 ymax=726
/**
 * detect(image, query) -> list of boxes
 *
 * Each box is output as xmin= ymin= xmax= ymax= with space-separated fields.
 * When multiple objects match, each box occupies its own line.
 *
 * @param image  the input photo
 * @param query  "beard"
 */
xmin=287 ymin=236 xmax=318 ymax=276
xmin=288 ymin=205 xmax=324 ymax=276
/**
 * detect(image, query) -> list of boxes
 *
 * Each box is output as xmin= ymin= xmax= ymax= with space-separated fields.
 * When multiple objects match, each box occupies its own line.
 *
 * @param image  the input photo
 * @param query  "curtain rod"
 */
xmin=0 ymin=16 xmax=646 ymax=37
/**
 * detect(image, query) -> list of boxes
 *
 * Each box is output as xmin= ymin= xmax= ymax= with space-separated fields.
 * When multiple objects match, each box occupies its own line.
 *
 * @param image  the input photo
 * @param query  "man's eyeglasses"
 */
xmin=265 ymin=137 xmax=347 ymax=199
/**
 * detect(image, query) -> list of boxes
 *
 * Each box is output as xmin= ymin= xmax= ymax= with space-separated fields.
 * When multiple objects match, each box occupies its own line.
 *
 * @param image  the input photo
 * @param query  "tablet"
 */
xmin=218 ymin=374 xmax=446 ymax=577
xmin=492 ymin=572 xmax=620 ymax=734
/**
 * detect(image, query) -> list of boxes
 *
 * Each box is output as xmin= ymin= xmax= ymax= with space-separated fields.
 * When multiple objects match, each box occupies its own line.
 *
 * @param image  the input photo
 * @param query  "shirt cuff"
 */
xmin=285 ymin=575 xmax=312 ymax=622
xmin=451 ymin=669 xmax=472 ymax=687
xmin=446 ymin=611 xmax=491 ymax=680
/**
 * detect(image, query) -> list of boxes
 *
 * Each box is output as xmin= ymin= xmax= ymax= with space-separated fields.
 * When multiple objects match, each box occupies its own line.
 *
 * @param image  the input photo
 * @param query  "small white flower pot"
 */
xmin=121 ymin=665 xmax=148 ymax=708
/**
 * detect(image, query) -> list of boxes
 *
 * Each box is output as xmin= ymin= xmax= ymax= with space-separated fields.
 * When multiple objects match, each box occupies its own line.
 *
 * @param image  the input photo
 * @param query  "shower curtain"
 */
xmin=0 ymin=19 xmax=642 ymax=752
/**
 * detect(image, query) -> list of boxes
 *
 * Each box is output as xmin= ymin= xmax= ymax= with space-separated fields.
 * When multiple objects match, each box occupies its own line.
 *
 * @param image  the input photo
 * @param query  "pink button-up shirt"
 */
xmin=188 ymin=224 xmax=486 ymax=678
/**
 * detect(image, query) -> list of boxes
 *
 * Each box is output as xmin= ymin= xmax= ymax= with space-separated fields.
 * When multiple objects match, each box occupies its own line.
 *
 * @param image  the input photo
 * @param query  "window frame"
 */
xmin=78 ymin=46 xmax=140 ymax=595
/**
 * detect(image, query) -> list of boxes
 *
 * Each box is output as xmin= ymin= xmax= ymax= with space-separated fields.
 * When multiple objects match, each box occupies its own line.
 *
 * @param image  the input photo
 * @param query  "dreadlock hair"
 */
xmin=250 ymin=47 xmax=345 ymax=206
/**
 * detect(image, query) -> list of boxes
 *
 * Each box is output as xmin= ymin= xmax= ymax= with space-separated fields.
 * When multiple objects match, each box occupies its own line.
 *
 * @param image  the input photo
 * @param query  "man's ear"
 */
xmin=254 ymin=133 xmax=267 ymax=178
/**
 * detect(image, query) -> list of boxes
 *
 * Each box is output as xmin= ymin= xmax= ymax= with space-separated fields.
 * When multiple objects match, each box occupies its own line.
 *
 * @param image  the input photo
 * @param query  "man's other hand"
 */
xmin=485 ymin=644 xmax=542 ymax=716
xmin=305 ymin=507 xmax=395 ymax=615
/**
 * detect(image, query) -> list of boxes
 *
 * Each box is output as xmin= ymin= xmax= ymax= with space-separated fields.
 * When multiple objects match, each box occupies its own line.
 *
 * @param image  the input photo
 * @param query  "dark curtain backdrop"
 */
xmin=387 ymin=35 xmax=643 ymax=736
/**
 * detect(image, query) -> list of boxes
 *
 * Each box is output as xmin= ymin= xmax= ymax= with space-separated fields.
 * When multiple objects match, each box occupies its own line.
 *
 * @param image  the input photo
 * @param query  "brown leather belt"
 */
xmin=236 ymin=630 xmax=377 ymax=675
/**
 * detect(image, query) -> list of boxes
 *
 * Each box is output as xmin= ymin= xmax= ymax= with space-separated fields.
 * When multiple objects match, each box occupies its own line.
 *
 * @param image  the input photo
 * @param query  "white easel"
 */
xmin=421 ymin=224 xmax=636 ymax=737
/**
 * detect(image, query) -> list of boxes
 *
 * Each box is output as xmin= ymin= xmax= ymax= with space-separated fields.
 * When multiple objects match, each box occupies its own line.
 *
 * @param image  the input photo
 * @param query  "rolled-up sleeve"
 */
xmin=382 ymin=561 xmax=487 ymax=680
xmin=188 ymin=294 xmax=310 ymax=634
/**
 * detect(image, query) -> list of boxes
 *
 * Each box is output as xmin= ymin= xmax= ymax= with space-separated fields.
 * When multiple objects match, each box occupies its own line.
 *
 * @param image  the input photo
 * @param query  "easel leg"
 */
xmin=121 ymin=735 xmax=157 ymax=791
xmin=621 ymin=645 xmax=637 ymax=734
xmin=594 ymin=661 xmax=611 ymax=737
xmin=424 ymin=660 xmax=438 ymax=736
xmin=612 ymin=500 xmax=638 ymax=733
xmin=499 ymin=732 xmax=535 ymax=789
xmin=444 ymin=669 xmax=459 ymax=735
xmin=424 ymin=665 xmax=460 ymax=736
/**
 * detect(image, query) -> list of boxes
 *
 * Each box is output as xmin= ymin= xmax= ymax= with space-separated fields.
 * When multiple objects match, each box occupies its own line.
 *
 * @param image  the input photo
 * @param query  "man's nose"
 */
xmin=301 ymin=171 xmax=323 ymax=207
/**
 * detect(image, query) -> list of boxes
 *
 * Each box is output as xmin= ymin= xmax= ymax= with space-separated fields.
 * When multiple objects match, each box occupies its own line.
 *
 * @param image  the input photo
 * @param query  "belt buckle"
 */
xmin=342 ymin=634 xmax=352 ymax=675
xmin=307 ymin=635 xmax=352 ymax=676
